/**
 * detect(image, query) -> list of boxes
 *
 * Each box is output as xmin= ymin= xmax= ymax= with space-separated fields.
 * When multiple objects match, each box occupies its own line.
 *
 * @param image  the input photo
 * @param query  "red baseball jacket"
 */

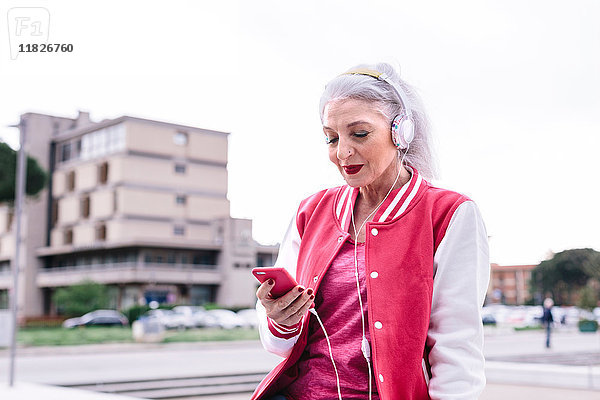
xmin=254 ymin=168 xmax=489 ymax=399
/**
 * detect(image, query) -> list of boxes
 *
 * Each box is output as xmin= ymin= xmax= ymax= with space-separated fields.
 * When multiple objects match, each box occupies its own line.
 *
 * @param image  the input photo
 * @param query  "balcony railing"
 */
xmin=41 ymin=262 xmax=218 ymax=273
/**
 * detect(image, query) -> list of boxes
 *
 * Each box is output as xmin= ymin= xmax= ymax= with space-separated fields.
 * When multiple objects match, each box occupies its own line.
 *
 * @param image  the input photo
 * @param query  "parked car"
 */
xmin=561 ymin=306 xmax=593 ymax=327
xmin=482 ymin=313 xmax=496 ymax=326
xmin=141 ymin=309 xmax=188 ymax=330
xmin=171 ymin=306 xmax=205 ymax=329
xmin=207 ymin=309 xmax=245 ymax=329
xmin=482 ymin=304 xmax=511 ymax=325
xmin=194 ymin=309 xmax=220 ymax=328
xmin=237 ymin=308 xmax=259 ymax=328
xmin=62 ymin=310 xmax=129 ymax=328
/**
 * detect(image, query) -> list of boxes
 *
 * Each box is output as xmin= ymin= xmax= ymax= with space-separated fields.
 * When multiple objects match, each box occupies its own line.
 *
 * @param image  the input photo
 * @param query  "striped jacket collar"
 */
xmin=334 ymin=166 xmax=428 ymax=231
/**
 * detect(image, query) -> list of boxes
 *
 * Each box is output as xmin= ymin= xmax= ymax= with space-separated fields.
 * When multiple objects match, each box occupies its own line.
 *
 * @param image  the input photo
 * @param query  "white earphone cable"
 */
xmin=310 ymin=147 xmax=410 ymax=400
xmin=309 ymin=308 xmax=343 ymax=400
xmin=350 ymin=146 xmax=409 ymax=400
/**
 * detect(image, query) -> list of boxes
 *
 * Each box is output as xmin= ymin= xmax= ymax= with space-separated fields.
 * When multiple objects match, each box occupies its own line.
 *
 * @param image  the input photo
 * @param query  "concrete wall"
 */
xmin=125 ymin=120 xmax=228 ymax=165
xmin=216 ymin=218 xmax=261 ymax=307
xmin=110 ymin=156 xmax=228 ymax=195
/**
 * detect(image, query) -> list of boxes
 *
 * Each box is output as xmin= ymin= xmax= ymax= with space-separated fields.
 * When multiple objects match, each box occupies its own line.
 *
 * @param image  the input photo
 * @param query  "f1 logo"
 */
xmin=7 ymin=7 xmax=50 ymax=60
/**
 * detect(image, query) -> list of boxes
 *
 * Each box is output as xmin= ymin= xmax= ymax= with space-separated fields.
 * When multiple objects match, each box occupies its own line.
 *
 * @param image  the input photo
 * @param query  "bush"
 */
xmin=203 ymin=303 xmax=248 ymax=312
xmin=514 ymin=325 xmax=544 ymax=332
xmin=23 ymin=316 xmax=65 ymax=328
xmin=52 ymin=280 xmax=110 ymax=317
xmin=577 ymin=285 xmax=599 ymax=311
xmin=578 ymin=320 xmax=599 ymax=332
xmin=121 ymin=304 xmax=151 ymax=323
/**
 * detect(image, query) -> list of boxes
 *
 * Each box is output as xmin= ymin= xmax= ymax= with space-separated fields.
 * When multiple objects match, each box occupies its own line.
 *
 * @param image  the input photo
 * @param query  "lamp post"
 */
xmin=7 ymin=118 xmax=27 ymax=387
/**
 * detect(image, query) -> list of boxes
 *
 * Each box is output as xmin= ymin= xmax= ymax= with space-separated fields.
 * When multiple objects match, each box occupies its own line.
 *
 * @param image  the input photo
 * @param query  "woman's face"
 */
xmin=323 ymin=98 xmax=398 ymax=189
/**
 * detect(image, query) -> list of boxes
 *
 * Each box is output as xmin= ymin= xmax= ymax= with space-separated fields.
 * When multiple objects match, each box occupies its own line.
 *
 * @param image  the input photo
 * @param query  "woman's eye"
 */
xmin=354 ymin=131 xmax=369 ymax=138
xmin=325 ymin=137 xmax=338 ymax=145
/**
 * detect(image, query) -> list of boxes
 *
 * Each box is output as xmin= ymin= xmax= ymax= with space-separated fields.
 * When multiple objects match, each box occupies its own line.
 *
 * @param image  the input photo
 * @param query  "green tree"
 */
xmin=581 ymin=251 xmax=600 ymax=282
xmin=530 ymin=248 xmax=600 ymax=305
xmin=0 ymin=142 xmax=47 ymax=203
xmin=577 ymin=285 xmax=599 ymax=311
xmin=52 ymin=280 xmax=111 ymax=317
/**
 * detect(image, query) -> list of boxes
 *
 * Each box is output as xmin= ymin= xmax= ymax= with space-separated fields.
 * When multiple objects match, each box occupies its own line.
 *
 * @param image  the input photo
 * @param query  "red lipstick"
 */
xmin=343 ymin=164 xmax=363 ymax=175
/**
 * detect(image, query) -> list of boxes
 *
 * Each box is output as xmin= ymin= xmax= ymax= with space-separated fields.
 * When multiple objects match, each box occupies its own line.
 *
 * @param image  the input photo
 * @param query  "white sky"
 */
xmin=1 ymin=0 xmax=599 ymax=266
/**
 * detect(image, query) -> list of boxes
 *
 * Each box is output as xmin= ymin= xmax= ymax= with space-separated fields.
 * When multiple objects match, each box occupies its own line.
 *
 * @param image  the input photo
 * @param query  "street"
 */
xmin=0 ymin=329 xmax=599 ymax=398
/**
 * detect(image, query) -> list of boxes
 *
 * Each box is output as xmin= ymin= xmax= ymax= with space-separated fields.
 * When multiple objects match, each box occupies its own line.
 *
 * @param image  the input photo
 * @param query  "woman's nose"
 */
xmin=337 ymin=139 xmax=353 ymax=161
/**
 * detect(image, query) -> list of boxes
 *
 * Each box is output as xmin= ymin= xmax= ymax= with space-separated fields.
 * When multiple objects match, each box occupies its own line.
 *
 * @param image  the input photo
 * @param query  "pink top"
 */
xmin=285 ymin=240 xmax=380 ymax=400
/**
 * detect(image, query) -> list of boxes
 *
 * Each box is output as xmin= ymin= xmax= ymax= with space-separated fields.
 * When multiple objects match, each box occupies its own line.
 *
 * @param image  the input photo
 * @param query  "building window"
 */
xmin=51 ymin=200 xmax=59 ymax=227
xmin=174 ymin=164 xmax=186 ymax=174
xmin=0 ymin=290 xmax=8 ymax=309
xmin=95 ymin=223 xmax=106 ymax=241
xmin=80 ymin=195 xmax=90 ymax=218
xmin=98 ymin=162 xmax=109 ymax=184
xmin=167 ymin=253 xmax=176 ymax=264
xmin=192 ymin=251 xmax=217 ymax=266
xmin=174 ymin=225 xmax=185 ymax=236
xmin=6 ymin=210 xmax=14 ymax=231
xmin=64 ymin=228 xmax=73 ymax=245
xmin=60 ymin=143 xmax=72 ymax=162
xmin=67 ymin=171 xmax=76 ymax=191
xmin=80 ymin=124 xmax=126 ymax=161
xmin=176 ymin=195 xmax=186 ymax=205
xmin=174 ymin=132 xmax=188 ymax=146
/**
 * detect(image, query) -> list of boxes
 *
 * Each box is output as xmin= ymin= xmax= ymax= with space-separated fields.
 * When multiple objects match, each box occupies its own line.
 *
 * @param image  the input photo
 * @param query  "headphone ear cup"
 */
xmin=391 ymin=115 xmax=414 ymax=149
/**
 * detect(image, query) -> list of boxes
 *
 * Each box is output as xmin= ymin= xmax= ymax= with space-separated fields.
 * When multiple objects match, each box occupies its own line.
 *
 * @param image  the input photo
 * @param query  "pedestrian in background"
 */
xmin=542 ymin=297 xmax=554 ymax=348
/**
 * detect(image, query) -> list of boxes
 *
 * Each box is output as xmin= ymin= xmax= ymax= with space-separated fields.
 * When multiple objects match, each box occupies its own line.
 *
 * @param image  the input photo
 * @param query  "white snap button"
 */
xmin=371 ymin=228 xmax=378 ymax=236
xmin=374 ymin=321 xmax=383 ymax=329
xmin=313 ymin=276 xmax=318 ymax=283
xmin=379 ymin=374 xmax=384 ymax=382
xmin=370 ymin=271 xmax=379 ymax=279
xmin=337 ymin=236 xmax=343 ymax=243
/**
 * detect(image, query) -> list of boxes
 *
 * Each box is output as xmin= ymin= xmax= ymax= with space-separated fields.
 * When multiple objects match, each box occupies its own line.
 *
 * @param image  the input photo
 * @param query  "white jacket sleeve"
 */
xmin=427 ymin=201 xmax=490 ymax=400
xmin=256 ymin=213 xmax=303 ymax=358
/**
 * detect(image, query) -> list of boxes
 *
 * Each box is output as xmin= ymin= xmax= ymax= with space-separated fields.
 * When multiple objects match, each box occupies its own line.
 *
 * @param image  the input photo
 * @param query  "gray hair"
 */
xmin=319 ymin=62 xmax=437 ymax=180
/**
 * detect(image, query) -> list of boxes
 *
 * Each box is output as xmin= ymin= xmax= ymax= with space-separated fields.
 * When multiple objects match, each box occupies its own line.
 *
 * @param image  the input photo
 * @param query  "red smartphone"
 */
xmin=252 ymin=267 xmax=298 ymax=298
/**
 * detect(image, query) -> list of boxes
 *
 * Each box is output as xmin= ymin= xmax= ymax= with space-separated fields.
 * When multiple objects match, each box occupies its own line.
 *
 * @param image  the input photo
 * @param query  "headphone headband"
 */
xmin=341 ymin=69 xmax=412 ymax=118
xmin=341 ymin=68 xmax=415 ymax=150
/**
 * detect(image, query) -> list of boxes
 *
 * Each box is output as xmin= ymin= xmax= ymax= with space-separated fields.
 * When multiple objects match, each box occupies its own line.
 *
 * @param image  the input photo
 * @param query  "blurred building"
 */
xmin=487 ymin=263 xmax=537 ymax=305
xmin=0 ymin=111 xmax=278 ymax=319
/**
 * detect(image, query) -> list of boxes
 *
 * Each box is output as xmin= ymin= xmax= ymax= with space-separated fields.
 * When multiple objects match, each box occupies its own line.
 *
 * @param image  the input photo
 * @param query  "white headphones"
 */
xmin=342 ymin=69 xmax=415 ymax=150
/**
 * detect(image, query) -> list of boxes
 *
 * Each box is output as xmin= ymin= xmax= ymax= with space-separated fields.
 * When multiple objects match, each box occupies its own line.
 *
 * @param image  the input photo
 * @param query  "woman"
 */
xmin=253 ymin=63 xmax=490 ymax=400
xmin=542 ymin=297 xmax=554 ymax=348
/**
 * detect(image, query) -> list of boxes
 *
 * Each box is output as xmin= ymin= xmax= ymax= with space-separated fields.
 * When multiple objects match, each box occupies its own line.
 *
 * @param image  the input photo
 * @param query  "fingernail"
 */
xmin=307 ymin=289 xmax=314 ymax=296
xmin=297 ymin=286 xmax=304 ymax=293
xmin=310 ymin=295 xmax=315 ymax=300
xmin=268 ymin=279 xmax=274 ymax=285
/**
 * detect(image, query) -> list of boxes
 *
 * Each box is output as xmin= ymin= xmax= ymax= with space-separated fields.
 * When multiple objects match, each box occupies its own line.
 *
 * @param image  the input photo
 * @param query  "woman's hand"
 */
xmin=256 ymin=279 xmax=315 ymax=327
